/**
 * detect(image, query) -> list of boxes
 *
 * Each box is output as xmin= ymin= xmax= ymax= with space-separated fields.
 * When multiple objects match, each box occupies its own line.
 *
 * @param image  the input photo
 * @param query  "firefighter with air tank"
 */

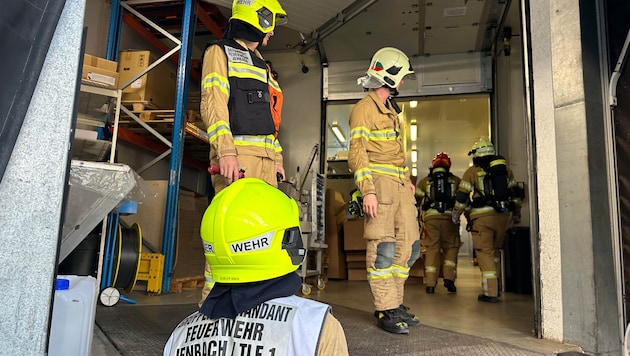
xmin=451 ymin=138 xmax=523 ymax=303
xmin=415 ymin=152 xmax=461 ymax=294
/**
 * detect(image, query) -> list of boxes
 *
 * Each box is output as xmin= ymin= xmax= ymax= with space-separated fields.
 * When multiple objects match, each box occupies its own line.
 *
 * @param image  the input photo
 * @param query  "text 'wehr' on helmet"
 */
xmin=432 ymin=152 xmax=451 ymax=169
xmin=231 ymin=0 xmax=288 ymax=34
xmin=200 ymin=178 xmax=305 ymax=283
xmin=468 ymin=137 xmax=495 ymax=158
xmin=360 ymin=47 xmax=416 ymax=89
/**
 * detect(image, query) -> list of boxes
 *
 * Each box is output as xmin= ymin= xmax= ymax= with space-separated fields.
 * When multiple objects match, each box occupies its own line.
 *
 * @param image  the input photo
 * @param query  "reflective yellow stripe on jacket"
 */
xmin=268 ymin=75 xmax=282 ymax=92
xmin=369 ymin=129 xmax=398 ymax=141
xmin=206 ymin=120 xmax=231 ymax=143
xmin=202 ymin=71 xmax=229 ymax=97
xmin=233 ymin=134 xmax=278 ymax=150
xmin=228 ymin=62 xmax=267 ymax=82
xmin=350 ymin=126 xmax=398 ymax=141
xmin=369 ymin=163 xmax=408 ymax=180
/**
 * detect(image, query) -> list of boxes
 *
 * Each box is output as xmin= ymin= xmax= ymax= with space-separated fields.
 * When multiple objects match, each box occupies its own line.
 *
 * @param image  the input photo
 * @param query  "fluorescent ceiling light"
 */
xmin=409 ymin=100 xmax=418 ymax=108
xmin=410 ymin=121 xmax=417 ymax=141
xmin=411 ymin=167 xmax=417 ymax=177
xmin=331 ymin=122 xmax=346 ymax=143
xmin=411 ymin=150 xmax=417 ymax=163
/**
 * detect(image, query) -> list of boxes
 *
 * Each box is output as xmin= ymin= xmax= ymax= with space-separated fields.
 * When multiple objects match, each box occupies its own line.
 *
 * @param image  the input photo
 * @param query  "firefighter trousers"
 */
xmin=422 ymin=217 xmax=460 ymax=286
xmin=470 ymin=213 xmax=510 ymax=297
xmin=364 ymin=176 xmax=421 ymax=311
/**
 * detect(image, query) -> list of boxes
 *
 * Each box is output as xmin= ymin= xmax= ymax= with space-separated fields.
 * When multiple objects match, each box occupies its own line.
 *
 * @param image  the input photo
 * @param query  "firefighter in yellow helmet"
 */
xmin=164 ymin=178 xmax=349 ymax=355
xmin=451 ymin=138 xmax=523 ymax=303
xmin=199 ymin=0 xmax=288 ymax=304
xmin=415 ymin=152 xmax=462 ymax=294
xmin=348 ymin=47 xmax=421 ymax=334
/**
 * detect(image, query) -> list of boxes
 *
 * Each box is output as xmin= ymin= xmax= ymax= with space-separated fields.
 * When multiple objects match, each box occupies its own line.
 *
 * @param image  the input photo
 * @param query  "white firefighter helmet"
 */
xmin=358 ymin=47 xmax=416 ymax=89
xmin=469 ymin=137 xmax=496 ymax=158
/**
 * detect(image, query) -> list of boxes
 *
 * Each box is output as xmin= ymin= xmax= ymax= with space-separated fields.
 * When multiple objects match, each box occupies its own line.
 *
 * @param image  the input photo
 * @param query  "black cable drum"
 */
xmin=113 ymin=223 xmax=142 ymax=292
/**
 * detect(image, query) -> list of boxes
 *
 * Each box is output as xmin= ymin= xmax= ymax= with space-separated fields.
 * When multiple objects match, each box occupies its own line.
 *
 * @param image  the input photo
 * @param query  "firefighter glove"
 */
xmin=451 ymin=209 xmax=462 ymax=225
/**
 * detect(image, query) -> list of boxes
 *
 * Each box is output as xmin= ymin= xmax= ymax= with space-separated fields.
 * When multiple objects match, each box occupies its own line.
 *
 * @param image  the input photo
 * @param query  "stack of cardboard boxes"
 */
xmin=323 ymin=189 xmax=426 ymax=282
xmin=81 ymin=54 xmax=119 ymax=89
xmin=121 ymin=181 xmax=207 ymax=289
xmin=324 ymin=189 xmax=348 ymax=279
xmin=118 ymin=50 xmax=177 ymax=110
xmin=343 ymin=218 xmax=367 ymax=280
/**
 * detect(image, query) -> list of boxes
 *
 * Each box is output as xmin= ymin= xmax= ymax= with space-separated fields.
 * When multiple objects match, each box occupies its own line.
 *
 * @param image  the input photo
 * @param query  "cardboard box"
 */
xmin=410 ymin=256 xmax=424 ymax=278
xmin=82 ymin=54 xmax=119 ymax=88
xmin=121 ymin=181 xmax=207 ymax=280
xmin=348 ymin=268 xmax=367 ymax=281
xmin=173 ymin=188 xmax=208 ymax=279
xmin=118 ymin=50 xmax=177 ymax=109
xmin=325 ymin=189 xmax=347 ymax=279
xmin=345 ymin=251 xmax=366 ymax=262
xmin=343 ymin=218 xmax=366 ymax=251
xmin=346 ymin=261 xmax=366 ymax=269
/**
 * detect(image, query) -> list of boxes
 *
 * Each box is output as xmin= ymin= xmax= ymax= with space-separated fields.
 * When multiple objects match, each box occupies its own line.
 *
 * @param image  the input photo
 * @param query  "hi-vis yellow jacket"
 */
xmin=348 ymin=90 xmax=410 ymax=196
xmin=201 ymin=39 xmax=283 ymax=166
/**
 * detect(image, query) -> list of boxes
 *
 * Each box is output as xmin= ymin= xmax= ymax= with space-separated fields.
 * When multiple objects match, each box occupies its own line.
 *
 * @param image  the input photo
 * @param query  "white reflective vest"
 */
xmin=163 ymin=295 xmax=330 ymax=356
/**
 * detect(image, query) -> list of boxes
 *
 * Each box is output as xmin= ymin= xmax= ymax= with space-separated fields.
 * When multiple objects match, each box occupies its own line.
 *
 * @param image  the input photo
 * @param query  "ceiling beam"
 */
xmin=298 ymin=0 xmax=380 ymax=54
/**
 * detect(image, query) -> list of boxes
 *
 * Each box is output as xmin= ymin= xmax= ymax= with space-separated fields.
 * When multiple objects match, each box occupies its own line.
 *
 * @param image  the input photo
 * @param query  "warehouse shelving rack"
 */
xmin=104 ymin=0 xmax=197 ymax=293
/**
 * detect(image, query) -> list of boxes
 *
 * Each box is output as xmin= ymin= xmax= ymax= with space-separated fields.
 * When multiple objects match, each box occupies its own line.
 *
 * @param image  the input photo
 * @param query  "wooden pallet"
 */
xmin=122 ymin=101 xmax=161 ymax=112
xmin=169 ymin=276 xmax=204 ymax=293
xmin=120 ymin=108 xmax=203 ymax=126
xmin=115 ymin=108 xmax=209 ymax=165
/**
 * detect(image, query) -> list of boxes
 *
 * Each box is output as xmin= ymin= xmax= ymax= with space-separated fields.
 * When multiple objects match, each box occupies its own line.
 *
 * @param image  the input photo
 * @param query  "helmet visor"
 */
xmin=275 ymin=13 xmax=288 ymax=26
xmin=257 ymin=8 xmax=288 ymax=32
xmin=282 ymin=227 xmax=305 ymax=265
xmin=403 ymin=60 xmax=416 ymax=80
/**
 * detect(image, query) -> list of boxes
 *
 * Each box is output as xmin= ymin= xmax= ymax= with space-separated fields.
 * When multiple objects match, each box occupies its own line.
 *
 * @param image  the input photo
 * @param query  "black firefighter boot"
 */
xmin=444 ymin=279 xmax=457 ymax=293
xmin=376 ymin=308 xmax=409 ymax=334
xmin=478 ymin=294 xmax=499 ymax=303
xmin=397 ymin=304 xmax=420 ymax=326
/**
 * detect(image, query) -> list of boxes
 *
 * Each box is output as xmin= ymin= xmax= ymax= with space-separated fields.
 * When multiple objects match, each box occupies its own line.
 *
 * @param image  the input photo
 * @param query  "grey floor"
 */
xmin=91 ymin=258 xmax=584 ymax=355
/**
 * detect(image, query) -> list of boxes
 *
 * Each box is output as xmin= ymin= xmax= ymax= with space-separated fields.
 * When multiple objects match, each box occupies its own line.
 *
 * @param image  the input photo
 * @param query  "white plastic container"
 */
xmin=48 ymin=275 xmax=98 ymax=356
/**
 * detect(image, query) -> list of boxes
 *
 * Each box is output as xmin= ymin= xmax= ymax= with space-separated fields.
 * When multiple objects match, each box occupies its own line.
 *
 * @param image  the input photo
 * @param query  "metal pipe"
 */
xmin=298 ymin=0 xmax=380 ymax=54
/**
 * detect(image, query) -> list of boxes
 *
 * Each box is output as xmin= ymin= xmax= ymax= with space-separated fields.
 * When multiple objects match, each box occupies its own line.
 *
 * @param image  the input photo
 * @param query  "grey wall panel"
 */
xmin=0 ymin=0 xmax=66 ymax=183
xmin=0 ymin=1 xmax=86 ymax=353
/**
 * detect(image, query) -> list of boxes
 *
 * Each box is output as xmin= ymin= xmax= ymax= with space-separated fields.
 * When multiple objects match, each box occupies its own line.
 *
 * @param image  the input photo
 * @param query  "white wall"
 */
xmin=265 ymin=50 xmax=323 ymax=183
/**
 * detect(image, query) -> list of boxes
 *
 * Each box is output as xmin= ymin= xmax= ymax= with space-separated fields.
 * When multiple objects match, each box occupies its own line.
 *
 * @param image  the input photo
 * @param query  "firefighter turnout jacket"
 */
xmin=348 ymin=90 xmax=409 ymax=194
xmin=453 ymin=157 xmax=521 ymax=219
xmin=201 ymin=39 xmax=283 ymax=168
xmin=347 ymin=90 xmax=420 ymax=312
xmin=416 ymin=168 xmax=461 ymax=220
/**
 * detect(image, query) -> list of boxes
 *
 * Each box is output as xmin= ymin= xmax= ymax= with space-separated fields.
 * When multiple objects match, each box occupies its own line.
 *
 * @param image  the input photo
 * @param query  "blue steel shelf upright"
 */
xmin=104 ymin=0 xmax=197 ymax=293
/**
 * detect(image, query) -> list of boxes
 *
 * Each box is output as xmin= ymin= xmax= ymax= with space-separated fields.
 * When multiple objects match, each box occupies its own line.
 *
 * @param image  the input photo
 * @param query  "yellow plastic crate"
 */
xmin=136 ymin=253 xmax=164 ymax=294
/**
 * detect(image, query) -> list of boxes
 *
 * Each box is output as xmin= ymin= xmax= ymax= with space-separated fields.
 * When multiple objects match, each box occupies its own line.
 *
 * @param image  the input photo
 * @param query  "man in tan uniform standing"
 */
xmin=348 ymin=47 xmax=421 ymax=334
xmin=451 ymin=138 xmax=522 ymax=303
xmin=199 ymin=0 xmax=288 ymax=305
xmin=416 ymin=152 xmax=461 ymax=294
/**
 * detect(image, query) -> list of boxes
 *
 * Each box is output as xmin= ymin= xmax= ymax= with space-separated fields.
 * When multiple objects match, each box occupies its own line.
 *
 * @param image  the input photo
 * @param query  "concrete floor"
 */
xmin=91 ymin=258 xmax=584 ymax=355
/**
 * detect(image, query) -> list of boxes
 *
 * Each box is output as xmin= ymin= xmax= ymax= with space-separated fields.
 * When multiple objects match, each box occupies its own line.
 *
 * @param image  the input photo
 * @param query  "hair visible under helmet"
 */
xmin=432 ymin=152 xmax=451 ymax=169
xmin=358 ymin=47 xmax=416 ymax=92
xmin=200 ymin=178 xmax=305 ymax=284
